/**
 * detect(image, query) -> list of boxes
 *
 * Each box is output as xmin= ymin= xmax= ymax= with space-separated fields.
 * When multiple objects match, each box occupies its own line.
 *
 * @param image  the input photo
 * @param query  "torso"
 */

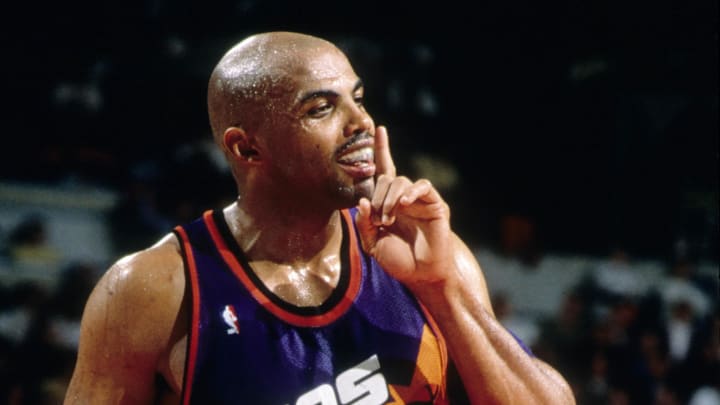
xmin=151 ymin=223 xmax=343 ymax=402
xmin=155 ymin=208 xmax=448 ymax=404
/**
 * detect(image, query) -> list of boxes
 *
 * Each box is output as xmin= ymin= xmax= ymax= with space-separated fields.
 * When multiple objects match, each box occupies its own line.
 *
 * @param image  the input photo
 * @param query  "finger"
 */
xmin=355 ymin=197 xmax=378 ymax=253
xmin=398 ymin=179 xmax=440 ymax=206
xmin=396 ymin=199 xmax=449 ymax=221
xmin=371 ymin=174 xmax=393 ymax=225
xmin=379 ymin=177 xmax=414 ymax=226
xmin=374 ymin=126 xmax=396 ymax=177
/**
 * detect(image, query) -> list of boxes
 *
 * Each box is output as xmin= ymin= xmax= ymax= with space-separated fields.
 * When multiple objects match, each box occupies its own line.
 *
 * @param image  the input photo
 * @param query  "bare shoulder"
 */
xmin=103 ymin=234 xmax=185 ymax=303
xmin=65 ymin=234 xmax=186 ymax=404
xmin=85 ymin=233 xmax=186 ymax=349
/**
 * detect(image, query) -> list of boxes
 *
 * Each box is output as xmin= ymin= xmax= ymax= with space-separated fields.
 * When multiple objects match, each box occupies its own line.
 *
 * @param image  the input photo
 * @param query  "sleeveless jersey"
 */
xmin=173 ymin=208 xmax=449 ymax=404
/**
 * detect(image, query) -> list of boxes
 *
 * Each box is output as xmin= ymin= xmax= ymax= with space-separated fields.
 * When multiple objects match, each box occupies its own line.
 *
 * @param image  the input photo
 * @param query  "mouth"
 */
xmin=336 ymin=136 xmax=375 ymax=178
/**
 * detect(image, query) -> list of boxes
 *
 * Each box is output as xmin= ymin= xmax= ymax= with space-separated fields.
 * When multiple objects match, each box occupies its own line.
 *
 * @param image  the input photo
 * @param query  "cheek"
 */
xmin=307 ymin=143 xmax=334 ymax=169
xmin=281 ymin=141 xmax=332 ymax=175
xmin=299 ymin=111 xmax=345 ymax=135
xmin=280 ymin=120 xmax=343 ymax=171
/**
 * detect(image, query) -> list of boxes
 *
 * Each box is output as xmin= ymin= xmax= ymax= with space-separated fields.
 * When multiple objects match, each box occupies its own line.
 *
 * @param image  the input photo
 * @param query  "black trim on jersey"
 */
xmin=211 ymin=209 xmax=352 ymax=318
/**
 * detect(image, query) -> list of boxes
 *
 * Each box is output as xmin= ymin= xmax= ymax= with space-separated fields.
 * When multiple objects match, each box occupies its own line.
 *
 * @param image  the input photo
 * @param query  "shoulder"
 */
xmin=101 ymin=234 xmax=184 ymax=302
xmin=82 ymin=233 xmax=186 ymax=352
xmin=65 ymin=234 xmax=187 ymax=403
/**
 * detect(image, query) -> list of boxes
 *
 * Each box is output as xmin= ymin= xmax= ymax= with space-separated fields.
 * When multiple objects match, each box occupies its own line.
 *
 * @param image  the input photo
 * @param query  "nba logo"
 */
xmin=222 ymin=305 xmax=240 ymax=335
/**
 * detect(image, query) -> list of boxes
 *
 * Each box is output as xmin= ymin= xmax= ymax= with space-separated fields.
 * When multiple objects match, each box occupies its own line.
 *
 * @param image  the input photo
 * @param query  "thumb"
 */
xmin=355 ymin=198 xmax=377 ymax=254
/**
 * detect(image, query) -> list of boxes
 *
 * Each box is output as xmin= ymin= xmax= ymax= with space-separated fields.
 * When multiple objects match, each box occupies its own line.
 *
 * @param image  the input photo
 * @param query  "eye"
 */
xmin=307 ymin=102 xmax=333 ymax=118
xmin=354 ymin=95 xmax=364 ymax=108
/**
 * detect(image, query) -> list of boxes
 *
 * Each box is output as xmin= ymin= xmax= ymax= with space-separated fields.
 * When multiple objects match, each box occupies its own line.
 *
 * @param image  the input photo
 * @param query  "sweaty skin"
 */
xmin=64 ymin=32 xmax=575 ymax=405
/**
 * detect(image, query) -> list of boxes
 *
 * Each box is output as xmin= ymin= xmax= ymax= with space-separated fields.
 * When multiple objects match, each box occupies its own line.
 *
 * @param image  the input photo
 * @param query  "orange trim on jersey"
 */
xmin=202 ymin=209 xmax=362 ymax=328
xmin=419 ymin=303 xmax=449 ymax=400
xmin=175 ymin=226 xmax=201 ymax=405
xmin=387 ymin=324 xmax=449 ymax=404
xmin=387 ymin=385 xmax=405 ymax=404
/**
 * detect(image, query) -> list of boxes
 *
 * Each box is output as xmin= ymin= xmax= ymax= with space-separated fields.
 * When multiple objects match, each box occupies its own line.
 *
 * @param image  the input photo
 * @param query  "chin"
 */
xmin=334 ymin=179 xmax=374 ymax=207
xmin=353 ymin=178 xmax=375 ymax=201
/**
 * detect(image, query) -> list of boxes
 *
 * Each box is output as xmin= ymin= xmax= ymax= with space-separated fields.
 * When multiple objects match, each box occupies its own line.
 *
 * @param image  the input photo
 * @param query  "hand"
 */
xmin=356 ymin=126 xmax=455 ymax=287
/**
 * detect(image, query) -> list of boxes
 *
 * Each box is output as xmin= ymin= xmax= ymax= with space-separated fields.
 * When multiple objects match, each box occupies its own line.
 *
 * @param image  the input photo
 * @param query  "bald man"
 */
xmin=64 ymin=32 xmax=575 ymax=404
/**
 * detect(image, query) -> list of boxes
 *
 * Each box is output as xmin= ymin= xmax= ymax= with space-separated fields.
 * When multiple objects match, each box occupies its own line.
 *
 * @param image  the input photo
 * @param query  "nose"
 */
xmin=343 ymin=103 xmax=373 ymax=138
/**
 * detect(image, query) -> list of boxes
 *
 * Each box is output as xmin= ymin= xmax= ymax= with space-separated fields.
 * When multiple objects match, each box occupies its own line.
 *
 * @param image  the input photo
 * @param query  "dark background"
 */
xmin=0 ymin=3 xmax=718 ymax=404
xmin=2 ymin=0 xmax=718 ymax=261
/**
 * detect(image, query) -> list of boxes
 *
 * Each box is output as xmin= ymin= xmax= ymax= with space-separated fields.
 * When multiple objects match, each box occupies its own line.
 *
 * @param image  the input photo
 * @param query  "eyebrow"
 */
xmin=297 ymin=79 xmax=364 ymax=105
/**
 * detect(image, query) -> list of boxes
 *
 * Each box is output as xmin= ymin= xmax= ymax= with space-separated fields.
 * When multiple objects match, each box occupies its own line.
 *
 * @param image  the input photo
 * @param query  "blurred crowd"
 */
xmin=504 ymin=252 xmax=719 ymax=405
xmin=0 ymin=265 xmax=95 ymax=404
xmin=0 ymin=175 xmax=717 ymax=404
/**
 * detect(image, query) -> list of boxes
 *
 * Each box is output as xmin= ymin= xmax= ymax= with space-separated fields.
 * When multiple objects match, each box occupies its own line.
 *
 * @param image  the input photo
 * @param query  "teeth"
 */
xmin=338 ymin=147 xmax=374 ymax=164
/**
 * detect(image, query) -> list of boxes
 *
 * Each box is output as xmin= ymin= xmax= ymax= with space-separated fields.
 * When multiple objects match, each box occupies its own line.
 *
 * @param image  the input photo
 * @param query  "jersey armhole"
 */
xmin=173 ymin=226 xmax=201 ymax=405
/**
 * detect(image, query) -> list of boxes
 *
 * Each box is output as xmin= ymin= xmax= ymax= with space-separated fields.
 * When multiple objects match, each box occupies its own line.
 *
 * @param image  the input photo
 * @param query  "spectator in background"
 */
xmin=0 ymin=282 xmax=49 ymax=349
xmin=648 ymin=257 xmax=717 ymax=403
xmin=536 ymin=288 xmax=593 ymax=393
xmin=492 ymin=291 xmax=541 ymax=349
xmin=689 ymin=386 xmax=720 ymax=405
xmin=665 ymin=304 xmax=720 ymax=404
xmin=579 ymin=350 xmax=621 ymax=405
xmin=5 ymin=215 xmax=61 ymax=273
xmin=0 ymin=262 xmax=99 ymax=405
xmin=665 ymin=300 xmax=697 ymax=364
xmin=47 ymin=262 xmax=99 ymax=352
xmin=589 ymin=248 xmax=649 ymax=313
xmin=0 ymin=281 xmax=52 ymax=404
xmin=658 ymin=258 xmax=713 ymax=322
xmin=498 ymin=214 xmax=542 ymax=267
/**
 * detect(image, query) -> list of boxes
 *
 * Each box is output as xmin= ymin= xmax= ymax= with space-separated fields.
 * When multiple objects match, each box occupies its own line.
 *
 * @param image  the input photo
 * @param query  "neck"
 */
xmin=224 ymin=198 xmax=343 ymax=265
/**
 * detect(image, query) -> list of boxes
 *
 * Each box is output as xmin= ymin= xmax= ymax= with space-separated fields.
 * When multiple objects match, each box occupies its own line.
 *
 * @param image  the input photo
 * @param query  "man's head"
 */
xmin=207 ymin=32 xmax=377 ymax=208
xmin=207 ymin=32 xmax=332 ymax=139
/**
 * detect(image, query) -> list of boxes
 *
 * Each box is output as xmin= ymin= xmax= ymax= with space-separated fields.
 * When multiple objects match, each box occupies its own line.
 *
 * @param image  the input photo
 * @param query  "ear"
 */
xmin=223 ymin=126 xmax=261 ymax=164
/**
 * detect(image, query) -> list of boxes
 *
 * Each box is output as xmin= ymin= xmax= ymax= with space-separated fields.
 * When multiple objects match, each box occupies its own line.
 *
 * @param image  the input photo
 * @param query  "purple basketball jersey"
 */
xmin=174 ymin=208 xmax=449 ymax=404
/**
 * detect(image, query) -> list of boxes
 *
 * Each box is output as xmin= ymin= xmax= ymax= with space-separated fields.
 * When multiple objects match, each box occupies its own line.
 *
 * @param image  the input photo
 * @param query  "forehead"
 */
xmin=280 ymin=48 xmax=360 ymax=98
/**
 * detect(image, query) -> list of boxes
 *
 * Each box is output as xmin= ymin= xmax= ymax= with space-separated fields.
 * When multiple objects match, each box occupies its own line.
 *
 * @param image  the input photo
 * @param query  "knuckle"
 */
xmin=432 ymin=201 xmax=450 ymax=217
xmin=394 ymin=176 xmax=411 ymax=185
xmin=417 ymin=178 xmax=433 ymax=188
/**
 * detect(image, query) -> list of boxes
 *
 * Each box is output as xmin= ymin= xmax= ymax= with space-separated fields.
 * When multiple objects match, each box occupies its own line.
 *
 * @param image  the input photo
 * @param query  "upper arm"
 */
xmin=64 ymin=240 xmax=185 ymax=404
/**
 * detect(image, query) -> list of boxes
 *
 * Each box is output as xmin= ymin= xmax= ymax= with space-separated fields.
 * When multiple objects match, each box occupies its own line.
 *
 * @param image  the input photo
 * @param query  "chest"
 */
xmin=190 ymin=289 xmax=443 ymax=405
xmin=174 ymin=209 xmax=448 ymax=403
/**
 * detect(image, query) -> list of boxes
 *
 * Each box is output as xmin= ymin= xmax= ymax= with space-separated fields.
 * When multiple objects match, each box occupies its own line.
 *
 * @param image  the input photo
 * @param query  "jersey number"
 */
xmin=294 ymin=354 xmax=389 ymax=405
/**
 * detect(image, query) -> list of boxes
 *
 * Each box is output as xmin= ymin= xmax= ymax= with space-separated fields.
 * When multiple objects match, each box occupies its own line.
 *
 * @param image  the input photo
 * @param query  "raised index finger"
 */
xmin=374 ymin=125 xmax=396 ymax=177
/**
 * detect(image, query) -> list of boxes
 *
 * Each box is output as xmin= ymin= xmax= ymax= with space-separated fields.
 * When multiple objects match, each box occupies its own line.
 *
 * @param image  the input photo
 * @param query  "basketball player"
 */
xmin=64 ymin=31 xmax=575 ymax=404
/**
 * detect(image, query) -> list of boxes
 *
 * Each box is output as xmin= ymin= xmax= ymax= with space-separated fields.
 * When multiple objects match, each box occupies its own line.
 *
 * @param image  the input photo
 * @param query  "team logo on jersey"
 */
xmin=290 ymin=354 xmax=389 ymax=405
xmin=222 ymin=304 xmax=240 ymax=335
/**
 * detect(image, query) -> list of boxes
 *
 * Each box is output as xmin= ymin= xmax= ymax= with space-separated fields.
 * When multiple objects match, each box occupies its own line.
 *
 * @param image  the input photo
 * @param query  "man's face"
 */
xmin=254 ymin=47 xmax=377 ymax=208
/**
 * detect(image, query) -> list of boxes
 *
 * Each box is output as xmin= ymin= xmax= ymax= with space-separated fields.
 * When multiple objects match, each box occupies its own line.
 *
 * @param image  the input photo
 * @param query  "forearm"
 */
xmin=413 ymin=280 xmax=575 ymax=405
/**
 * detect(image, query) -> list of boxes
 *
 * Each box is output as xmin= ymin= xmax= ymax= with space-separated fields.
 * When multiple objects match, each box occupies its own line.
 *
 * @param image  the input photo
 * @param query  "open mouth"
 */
xmin=337 ymin=147 xmax=374 ymax=167
xmin=336 ymin=138 xmax=376 ymax=177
